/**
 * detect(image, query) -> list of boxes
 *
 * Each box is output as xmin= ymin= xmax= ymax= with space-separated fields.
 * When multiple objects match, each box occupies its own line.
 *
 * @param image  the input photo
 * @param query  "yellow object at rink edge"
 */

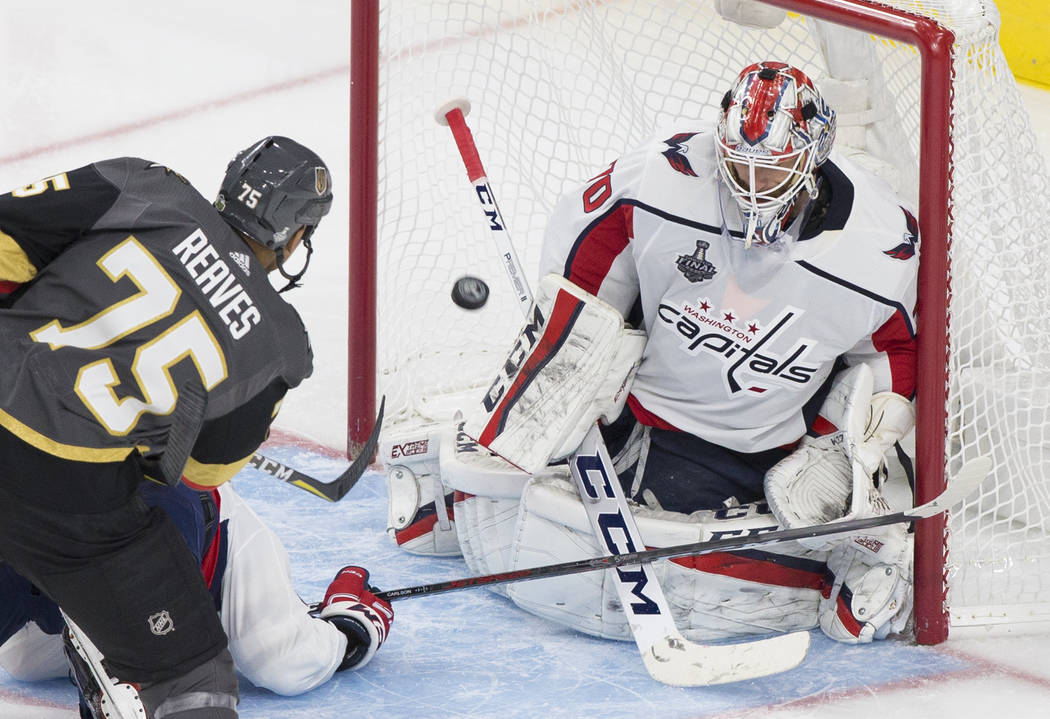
xmin=998 ymin=0 xmax=1050 ymax=87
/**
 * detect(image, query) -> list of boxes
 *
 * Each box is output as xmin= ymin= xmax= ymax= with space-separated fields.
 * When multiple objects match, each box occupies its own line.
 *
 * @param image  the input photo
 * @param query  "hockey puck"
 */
xmin=451 ymin=276 xmax=490 ymax=310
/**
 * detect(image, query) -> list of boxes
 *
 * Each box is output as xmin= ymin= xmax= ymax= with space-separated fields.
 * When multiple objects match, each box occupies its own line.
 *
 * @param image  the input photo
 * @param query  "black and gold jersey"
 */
xmin=0 ymin=158 xmax=313 ymax=487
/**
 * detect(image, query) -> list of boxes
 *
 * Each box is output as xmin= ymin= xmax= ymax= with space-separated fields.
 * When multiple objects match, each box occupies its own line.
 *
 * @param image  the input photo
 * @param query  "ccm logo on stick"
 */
xmin=574 ymin=452 xmax=660 ymax=615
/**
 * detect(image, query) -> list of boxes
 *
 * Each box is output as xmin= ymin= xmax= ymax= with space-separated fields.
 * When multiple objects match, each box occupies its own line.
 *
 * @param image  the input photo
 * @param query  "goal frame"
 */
xmin=348 ymin=0 xmax=956 ymax=644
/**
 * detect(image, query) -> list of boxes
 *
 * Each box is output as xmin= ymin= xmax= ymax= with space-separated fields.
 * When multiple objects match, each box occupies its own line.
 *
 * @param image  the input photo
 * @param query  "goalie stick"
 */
xmin=376 ymin=456 xmax=990 ymax=602
xmin=437 ymin=99 xmax=807 ymax=686
xmin=248 ymin=396 xmax=386 ymax=502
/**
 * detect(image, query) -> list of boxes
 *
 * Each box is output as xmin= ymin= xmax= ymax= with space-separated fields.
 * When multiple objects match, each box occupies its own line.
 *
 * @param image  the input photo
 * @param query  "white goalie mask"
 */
xmin=715 ymin=61 xmax=836 ymax=247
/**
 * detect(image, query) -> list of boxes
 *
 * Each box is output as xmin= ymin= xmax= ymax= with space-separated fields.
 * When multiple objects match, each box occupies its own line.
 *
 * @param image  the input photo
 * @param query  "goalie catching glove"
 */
xmin=764 ymin=363 xmax=915 ymax=643
xmin=318 ymin=566 xmax=394 ymax=671
xmin=763 ymin=363 xmax=914 ymax=537
xmin=463 ymin=274 xmax=646 ymax=474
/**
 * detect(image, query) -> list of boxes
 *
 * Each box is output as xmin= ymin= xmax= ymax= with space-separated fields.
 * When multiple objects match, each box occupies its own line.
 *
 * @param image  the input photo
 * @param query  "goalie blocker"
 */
xmin=463 ymin=274 xmax=646 ymax=474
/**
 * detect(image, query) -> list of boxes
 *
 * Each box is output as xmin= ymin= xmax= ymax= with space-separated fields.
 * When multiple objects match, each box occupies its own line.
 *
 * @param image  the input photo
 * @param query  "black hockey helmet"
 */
xmin=216 ymin=136 xmax=332 ymax=249
xmin=216 ymin=136 xmax=333 ymax=290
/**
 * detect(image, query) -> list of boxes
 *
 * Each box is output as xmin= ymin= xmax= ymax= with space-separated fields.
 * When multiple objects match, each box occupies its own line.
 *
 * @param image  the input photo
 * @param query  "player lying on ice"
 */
xmin=382 ymin=60 xmax=920 ymax=647
xmin=0 ymin=478 xmax=393 ymax=717
xmin=0 ymin=137 xmax=391 ymax=718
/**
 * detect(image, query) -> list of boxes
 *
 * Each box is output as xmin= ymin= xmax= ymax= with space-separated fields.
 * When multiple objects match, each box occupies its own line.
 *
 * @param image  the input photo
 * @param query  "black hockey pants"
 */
xmin=0 ymin=425 xmax=238 ymax=717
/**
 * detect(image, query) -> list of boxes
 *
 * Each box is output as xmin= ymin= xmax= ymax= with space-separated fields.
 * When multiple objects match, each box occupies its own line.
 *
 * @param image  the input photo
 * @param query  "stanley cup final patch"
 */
xmin=676 ymin=239 xmax=718 ymax=282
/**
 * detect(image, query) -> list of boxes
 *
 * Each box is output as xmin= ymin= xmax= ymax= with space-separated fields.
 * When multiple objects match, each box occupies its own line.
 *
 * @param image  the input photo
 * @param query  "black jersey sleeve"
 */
xmin=0 ymin=164 xmax=122 ymax=280
xmin=181 ymin=379 xmax=290 ymax=489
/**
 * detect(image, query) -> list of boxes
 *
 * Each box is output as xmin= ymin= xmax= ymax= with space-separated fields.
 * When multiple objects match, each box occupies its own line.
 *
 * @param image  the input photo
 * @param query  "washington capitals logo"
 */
xmin=884 ymin=207 xmax=919 ymax=260
xmin=662 ymin=132 xmax=699 ymax=177
xmin=676 ymin=239 xmax=717 ymax=282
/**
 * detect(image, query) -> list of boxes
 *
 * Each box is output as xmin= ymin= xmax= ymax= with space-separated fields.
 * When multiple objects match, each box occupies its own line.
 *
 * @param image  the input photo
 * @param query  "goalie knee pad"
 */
xmin=439 ymin=422 xmax=533 ymax=591
xmin=505 ymin=471 xmax=633 ymax=640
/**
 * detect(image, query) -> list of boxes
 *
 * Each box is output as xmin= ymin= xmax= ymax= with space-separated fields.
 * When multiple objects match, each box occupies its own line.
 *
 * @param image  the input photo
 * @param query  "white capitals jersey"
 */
xmin=539 ymin=126 xmax=919 ymax=452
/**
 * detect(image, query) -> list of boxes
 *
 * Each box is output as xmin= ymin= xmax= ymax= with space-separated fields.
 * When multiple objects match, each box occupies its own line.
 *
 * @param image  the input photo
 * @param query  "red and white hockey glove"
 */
xmin=319 ymin=566 xmax=394 ymax=671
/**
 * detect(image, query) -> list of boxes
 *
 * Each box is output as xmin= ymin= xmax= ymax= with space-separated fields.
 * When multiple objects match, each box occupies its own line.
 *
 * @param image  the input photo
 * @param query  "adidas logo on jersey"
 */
xmin=172 ymin=229 xmax=262 ymax=340
xmin=229 ymin=251 xmax=251 ymax=276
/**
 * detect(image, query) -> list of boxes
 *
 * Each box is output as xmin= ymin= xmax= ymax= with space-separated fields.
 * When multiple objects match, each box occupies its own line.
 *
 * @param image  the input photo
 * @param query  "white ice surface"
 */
xmin=2 ymin=2 xmax=1050 ymax=717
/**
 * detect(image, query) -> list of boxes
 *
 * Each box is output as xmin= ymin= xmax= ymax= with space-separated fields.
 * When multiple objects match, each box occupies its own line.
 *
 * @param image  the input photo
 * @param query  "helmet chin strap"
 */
xmin=274 ymin=236 xmax=313 ymax=293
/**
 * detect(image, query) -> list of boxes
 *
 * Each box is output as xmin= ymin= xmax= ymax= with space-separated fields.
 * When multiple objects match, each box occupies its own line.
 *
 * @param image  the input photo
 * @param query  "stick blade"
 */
xmin=642 ymin=630 xmax=810 ymax=686
xmin=904 ymin=455 xmax=993 ymax=520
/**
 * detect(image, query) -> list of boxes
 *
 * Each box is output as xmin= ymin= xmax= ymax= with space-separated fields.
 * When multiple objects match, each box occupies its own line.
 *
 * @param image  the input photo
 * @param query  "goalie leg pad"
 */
xmin=662 ymin=548 xmax=824 ymax=640
xmin=386 ymin=465 xmax=460 ymax=557
xmin=453 ymin=492 xmax=523 ymax=597
xmin=382 ymin=422 xmax=461 ymax=557
xmin=440 ymin=417 xmax=537 ymax=592
xmin=504 ymin=471 xmax=827 ymax=641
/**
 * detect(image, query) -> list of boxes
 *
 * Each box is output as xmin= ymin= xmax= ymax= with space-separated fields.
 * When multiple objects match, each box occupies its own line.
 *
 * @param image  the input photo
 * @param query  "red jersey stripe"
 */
xmin=566 ymin=204 xmax=633 ymax=294
xmin=671 ymin=550 xmax=826 ymax=591
xmin=871 ymin=308 xmax=917 ymax=397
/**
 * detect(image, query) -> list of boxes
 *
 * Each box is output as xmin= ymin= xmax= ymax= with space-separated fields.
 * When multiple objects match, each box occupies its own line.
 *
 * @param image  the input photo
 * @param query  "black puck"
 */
xmin=451 ymin=276 xmax=490 ymax=310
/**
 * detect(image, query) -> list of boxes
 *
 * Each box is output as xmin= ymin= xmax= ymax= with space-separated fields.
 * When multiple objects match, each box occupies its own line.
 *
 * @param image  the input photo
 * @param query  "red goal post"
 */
xmin=349 ymin=0 xmax=1050 ymax=644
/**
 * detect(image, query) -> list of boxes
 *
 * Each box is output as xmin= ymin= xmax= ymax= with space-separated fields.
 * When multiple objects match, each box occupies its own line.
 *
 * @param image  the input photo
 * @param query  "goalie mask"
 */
xmin=716 ymin=62 xmax=836 ymax=247
xmin=216 ymin=136 xmax=333 ymax=291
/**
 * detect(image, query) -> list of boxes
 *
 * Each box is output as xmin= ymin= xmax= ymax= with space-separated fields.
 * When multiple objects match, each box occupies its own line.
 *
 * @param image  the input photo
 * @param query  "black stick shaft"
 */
xmin=249 ymin=396 xmax=385 ymax=502
xmin=376 ymin=456 xmax=989 ymax=601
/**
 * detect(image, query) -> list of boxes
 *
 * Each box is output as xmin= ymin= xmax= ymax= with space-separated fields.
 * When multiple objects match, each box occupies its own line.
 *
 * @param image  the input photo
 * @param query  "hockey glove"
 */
xmin=319 ymin=566 xmax=394 ymax=671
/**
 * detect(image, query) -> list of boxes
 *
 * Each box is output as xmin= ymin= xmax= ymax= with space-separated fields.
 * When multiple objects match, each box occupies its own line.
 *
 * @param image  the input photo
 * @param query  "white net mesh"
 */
xmin=371 ymin=0 xmax=1050 ymax=629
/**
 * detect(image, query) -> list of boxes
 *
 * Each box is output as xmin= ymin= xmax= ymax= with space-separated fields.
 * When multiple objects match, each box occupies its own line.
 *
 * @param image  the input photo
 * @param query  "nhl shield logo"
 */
xmin=148 ymin=610 xmax=175 ymax=636
xmin=676 ymin=240 xmax=717 ymax=282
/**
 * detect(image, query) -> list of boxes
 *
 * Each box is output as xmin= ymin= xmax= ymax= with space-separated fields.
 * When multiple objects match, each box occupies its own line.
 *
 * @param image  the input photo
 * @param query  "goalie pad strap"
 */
xmin=466 ymin=274 xmax=646 ymax=474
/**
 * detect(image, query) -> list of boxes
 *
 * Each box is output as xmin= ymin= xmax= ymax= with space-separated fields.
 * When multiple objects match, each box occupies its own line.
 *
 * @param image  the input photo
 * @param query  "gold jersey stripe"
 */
xmin=181 ymin=454 xmax=252 ymax=489
xmin=0 ymin=408 xmax=134 ymax=462
xmin=0 ymin=230 xmax=39 ymax=282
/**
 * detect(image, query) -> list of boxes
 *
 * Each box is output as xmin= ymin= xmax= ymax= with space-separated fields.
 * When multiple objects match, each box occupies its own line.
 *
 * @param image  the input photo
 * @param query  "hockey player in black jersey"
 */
xmin=0 ymin=136 xmax=370 ymax=719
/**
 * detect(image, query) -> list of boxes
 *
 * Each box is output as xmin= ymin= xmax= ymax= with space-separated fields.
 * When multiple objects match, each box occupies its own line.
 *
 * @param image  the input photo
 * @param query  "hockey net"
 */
xmin=350 ymin=0 xmax=1050 ymax=641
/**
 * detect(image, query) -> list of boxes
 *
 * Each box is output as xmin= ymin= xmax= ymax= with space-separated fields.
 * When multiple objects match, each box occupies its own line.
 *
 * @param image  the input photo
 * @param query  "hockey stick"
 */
xmin=435 ymin=99 xmax=532 ymax=315
xmin=378 ymin=456 xmax=990 ymax=602
xmin=566 ymin=424 xmax=809 ymax=685
xmin=139 ymin=378 xmax=209 ymax=488
xmin=248 ymin=396 xmax=386 ymax=502
xmin=437 ymin=100 xmax=807 ymax=685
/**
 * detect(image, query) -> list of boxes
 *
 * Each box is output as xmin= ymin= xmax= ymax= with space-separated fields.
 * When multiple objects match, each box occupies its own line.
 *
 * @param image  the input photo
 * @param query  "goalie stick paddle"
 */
xmin=248 ymin=396 xmax=386 ymax=502
xmin=567 ymin=422 xmax=809 ymax=686
xmin=437 ymin=99 xmax=808 ymax=685
xmin=377 ymin=456 xmax=990 ymax=600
